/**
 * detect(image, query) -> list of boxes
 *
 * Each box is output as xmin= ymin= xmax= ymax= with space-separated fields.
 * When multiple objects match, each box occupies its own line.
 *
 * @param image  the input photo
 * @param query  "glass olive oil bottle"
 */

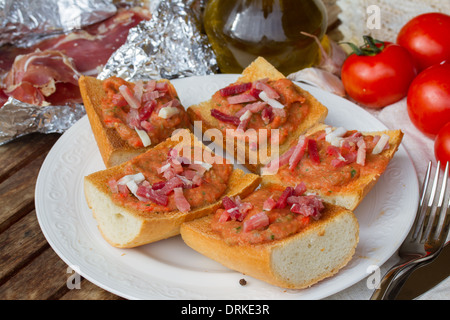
xmin=204 ymin=0 xmax=328 ymax=75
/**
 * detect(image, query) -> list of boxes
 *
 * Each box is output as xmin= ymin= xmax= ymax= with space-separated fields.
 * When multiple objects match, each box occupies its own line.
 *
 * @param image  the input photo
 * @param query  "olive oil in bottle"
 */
xmin=204 ymin=0 xmax=328 ymax=75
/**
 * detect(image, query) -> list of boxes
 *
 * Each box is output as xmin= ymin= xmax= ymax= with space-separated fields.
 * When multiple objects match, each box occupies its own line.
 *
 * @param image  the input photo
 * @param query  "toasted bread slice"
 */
xmin=187 ymin=57 xmax=328 ymax=174
xmin=180 ymin=187 xmax=359 ymax=290
xmin=79 ymin=75 xmax=191 ymax=168
xmin=261 ymin=123 xmax=404 ymax=211
xmin=84 ymin=129 xmax=261 ymax=248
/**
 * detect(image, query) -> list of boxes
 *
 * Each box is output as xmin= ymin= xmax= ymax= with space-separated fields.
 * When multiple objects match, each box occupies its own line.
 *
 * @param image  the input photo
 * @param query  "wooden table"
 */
xmin=0 ymin=132 xmax=123 ymax=300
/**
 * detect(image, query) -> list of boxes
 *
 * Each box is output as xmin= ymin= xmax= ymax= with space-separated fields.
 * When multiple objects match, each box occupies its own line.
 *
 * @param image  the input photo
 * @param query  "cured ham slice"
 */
xmin=2 ymin=50 xmax=82 ymax=106
xmin=31 ymin=8 xmax=151 ymax=76
xmin=0 ymin=7 xmax=151 ymax=107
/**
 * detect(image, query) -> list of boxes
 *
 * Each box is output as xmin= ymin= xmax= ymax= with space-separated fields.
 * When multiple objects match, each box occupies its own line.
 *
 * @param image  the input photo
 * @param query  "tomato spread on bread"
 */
xmin=265 ymin=126 xmax=392 ymax=193
xmin=211 ymin=184 xmax=324 ymax=245
xmin=210 ymin=78 xmax=308 ymax=145
xmin=107 ymin=146 xmax=232 ymax=214
xmin=101 ymin=76 xmax=190 ymax=148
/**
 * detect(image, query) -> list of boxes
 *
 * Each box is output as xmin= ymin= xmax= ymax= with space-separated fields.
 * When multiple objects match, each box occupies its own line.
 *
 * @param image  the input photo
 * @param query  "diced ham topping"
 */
xmin=139 ymin=100 xmax=156 ymax=122
xmin=261 ymin=106 xmax=274 ymax=124
xmin=173 ymin=187 xmax=191 ymax=213
xmin=219 ymin=82 xmax=252 ymax=97
xmin=234 ymin=101 xmax=267 ymax=118
xmin=142 ymin=90 xmax=160 ymax=101
xmin=294 ymin=182 xmax=307 ymax=196
xmin=159 ymin=176 xmax=184 ymax=195
xmin=237 ymin=113 xmax=251 ymax=131
xmin=254 ymin=80 xmax=280 ymax=99
xmin=155 ymin=81 xmax=169 ymax=92
xmin=274 ymin=187 xmax=294 ymax=209
xmin=263 ymin=196 xmax=277 ymax=211
xmin=136 ymin=184 xmax=168 ymax=206
xmin=213 ymin=79 xmax=289 ymax=127
xmin=227 ymin=93 xmax=257 ymax=105
xmin=145 ymin=80 xmax=156 ymax=92
xmin=249 ymin=87 xmax=262 ymax=99
xmin=111 ymin=93 xmax=128 ymax=107
xmin=288 ymin=195 xmax=324 ymax=220
xmin=289 ymin=136 xmax=308 ymax=170
xmin=281 ymin=126 xmax=387 ymax=171
xmin=111 ymin=147 xmax=214 ymax=210
xmin=262 ymin=145 xmax=295 ymax=174
xmin=243 ymin=212 xmax=269 ymax=232
xmin=220 ymin=196 xmax=253 ymax=222
xmin=219 ymin=184 xmax=323 ymax=233
xmin=211 ymin=109 xmax=241 ymax=126
xmin=308 ymin=139 xmax=321 ymax=164
xmin=108 ymin=179 xmax=119 ymax=194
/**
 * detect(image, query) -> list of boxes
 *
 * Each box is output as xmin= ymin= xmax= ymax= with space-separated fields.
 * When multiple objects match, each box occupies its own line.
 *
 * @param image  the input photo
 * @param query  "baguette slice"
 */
xmin=261 ymin=123 xmax=404 ymax=211
xmin=187 ymin=56 xmax=328 ymax=174
xmin=84 ymin=129 xmax=261 ymax=248
xmin=180 ymin=193 xmax=359 ymax=290
xmin=79 ymin=75 xmax=191 ymax=168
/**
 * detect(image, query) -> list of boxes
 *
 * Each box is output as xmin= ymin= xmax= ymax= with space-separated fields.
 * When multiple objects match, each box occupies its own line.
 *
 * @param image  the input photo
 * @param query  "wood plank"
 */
xmin=59 ymin=279 xmax=124 ymax=300
xmin=0 ymin=247 xmax=68 ymax=300
xmin=0 ymin=151 xmax=48 ymax=233
xmin=0 ymin=211 xmax=48 ymax=283
xmin=0 ymin=133 xmax=60 ymax=183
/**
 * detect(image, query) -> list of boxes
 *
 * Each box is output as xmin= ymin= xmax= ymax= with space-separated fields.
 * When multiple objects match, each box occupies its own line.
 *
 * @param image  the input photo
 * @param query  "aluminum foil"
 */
xmin=0 ymin=98 xmax=85 ymax=144
xmin=0 ymin=0 xmax=117 ymax=47
xmin=0 ymin=0 xmax=218 ymax=146
xmin=98 ymin=0 xmax=217 ymax=81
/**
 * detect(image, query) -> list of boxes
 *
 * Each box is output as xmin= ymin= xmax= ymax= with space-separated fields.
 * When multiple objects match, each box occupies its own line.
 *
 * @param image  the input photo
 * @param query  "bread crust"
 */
xmin=84 ymin=129 xmax=261 ymax=248
xmin=180 ymin=199 xmax=359 ymax=289
xmin=79 ymin=75 xmax=192 ymax=168
xmin=261 ymin=123 xmax=404 ymax=211
xmin=187 ymin=57 xmax=328 ymax=174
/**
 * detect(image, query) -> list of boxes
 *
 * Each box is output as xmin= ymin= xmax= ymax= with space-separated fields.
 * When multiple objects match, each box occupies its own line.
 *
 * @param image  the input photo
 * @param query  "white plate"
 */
xmin=35 ymin=74 xmax=419 ymax=300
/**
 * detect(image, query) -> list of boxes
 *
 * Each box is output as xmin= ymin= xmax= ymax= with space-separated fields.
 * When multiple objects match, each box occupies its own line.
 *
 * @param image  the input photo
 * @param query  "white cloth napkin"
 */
xmin=364 ymin=98 xmax=435 ymax=182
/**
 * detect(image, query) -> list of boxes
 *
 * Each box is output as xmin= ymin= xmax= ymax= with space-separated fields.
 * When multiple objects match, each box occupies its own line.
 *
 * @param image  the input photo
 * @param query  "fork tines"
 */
xmin=414 ymin=161 xmax=450 ymax=244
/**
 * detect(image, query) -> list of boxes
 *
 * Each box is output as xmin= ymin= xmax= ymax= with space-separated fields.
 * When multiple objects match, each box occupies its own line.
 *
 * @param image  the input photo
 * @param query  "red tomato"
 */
xmin=407 ymin=63 xmax=450 ymax=137
xmin=341 ymin=38 xmax=417 ymax=109
xmin=434 ymin=122 xmax=450 ymax=165
xmin=397 ymin=13 xmax=450 ymax=72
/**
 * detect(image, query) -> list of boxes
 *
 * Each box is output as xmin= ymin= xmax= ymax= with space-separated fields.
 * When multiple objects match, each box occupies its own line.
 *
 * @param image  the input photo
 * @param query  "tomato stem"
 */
xmin=341 ymin=35 xmax=385 ymax=56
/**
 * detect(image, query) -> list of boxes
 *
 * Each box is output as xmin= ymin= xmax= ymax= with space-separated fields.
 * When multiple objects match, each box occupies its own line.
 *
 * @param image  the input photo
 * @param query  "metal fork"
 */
xmin=371 ymin=161 xmax=450 ymax=300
